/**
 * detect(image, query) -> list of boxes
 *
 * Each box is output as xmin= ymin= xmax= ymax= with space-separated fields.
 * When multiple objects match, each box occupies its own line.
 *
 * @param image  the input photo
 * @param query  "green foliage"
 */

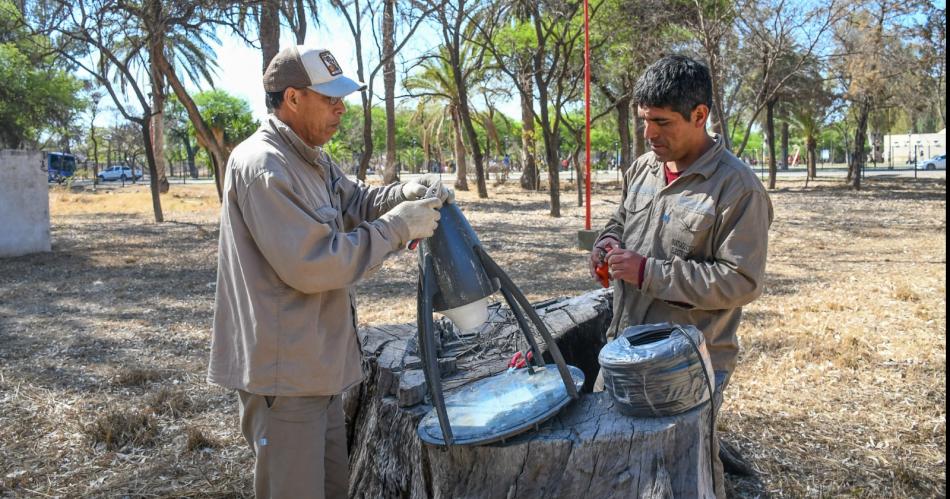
xmin=165 ymin=90 xmax=257 ymax=151
xmin=0 ymin=1 xmax=85 ymax=149
xmin=192 ymin=90 xmax=258 ymax=147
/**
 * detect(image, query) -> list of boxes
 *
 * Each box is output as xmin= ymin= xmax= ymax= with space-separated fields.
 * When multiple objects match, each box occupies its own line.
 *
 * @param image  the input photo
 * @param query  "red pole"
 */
xmin=583 ymin=0 xmax=591 ymax=230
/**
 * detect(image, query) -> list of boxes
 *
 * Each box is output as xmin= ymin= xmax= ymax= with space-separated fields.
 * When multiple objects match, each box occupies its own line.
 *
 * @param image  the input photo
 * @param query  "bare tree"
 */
xmin=592 ymin=0 xmax=685 ymax=173
xmin=332 ymin=0 xmax=437 ymax=181
xmin=45 ymin=0 xmax=165 ymax=221
xmin=684 ymin=0 xmax=737 ymax=149
xmin=832 ymin=0 xmax=927 ymax=189
xmin=473 ymin=0 xmax=603 ymax=215
xmin=729 ymin=0 xmax=846 ymax=188
xmin=437 ymin=0 xmax=492 ymax=198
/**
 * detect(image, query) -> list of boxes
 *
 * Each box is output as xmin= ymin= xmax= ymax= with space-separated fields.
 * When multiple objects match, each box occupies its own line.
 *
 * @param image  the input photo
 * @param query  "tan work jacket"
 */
xmin=209 ymin=115 xmax=411 ymax=397
xmin=598 ymin=135 xmax=773 ymax=375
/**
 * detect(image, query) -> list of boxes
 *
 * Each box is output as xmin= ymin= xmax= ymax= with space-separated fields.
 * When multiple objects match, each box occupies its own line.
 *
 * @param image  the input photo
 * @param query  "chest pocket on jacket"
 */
xmin=670 ymin=208 xmax=715 ymax=258
xmin=623 ymin=183 xmax=658 ymax=213
xmin=314 ymin=206 xmax=340 ymax=225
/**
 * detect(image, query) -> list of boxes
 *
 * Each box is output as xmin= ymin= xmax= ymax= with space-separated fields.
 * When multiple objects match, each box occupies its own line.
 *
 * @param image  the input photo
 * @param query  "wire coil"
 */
xmin=599 ymin=323 xmax=714 ymax=417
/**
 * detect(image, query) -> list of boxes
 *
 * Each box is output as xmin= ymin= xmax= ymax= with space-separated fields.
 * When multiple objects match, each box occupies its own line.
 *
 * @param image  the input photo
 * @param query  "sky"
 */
xmin=209 ymin=12 xmax=521 ymax=123
xmin=88 ymin=9 xmax=519 ymax=128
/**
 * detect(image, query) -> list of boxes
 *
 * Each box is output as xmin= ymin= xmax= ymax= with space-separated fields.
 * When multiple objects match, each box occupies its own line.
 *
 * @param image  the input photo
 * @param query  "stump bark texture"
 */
xmin=345 ymin=289 xmax=714 ymax=498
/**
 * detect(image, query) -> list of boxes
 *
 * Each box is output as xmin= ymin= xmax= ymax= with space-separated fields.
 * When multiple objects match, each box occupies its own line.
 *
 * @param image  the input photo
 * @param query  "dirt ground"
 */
xmin=0 ymin=175 xmax=945 ymax=497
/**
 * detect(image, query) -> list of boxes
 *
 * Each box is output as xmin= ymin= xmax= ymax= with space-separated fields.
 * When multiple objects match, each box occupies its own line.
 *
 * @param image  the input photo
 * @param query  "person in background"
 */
xmin=589 ymin=55 xmax=773 ymax=498
xmin=209 ymin=45 xmax=453 ymax=499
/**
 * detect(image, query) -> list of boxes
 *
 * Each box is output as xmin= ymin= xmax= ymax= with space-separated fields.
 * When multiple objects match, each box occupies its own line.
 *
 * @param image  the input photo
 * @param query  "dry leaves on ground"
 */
xmin=0 ymin=176 xmax=945 ymax=497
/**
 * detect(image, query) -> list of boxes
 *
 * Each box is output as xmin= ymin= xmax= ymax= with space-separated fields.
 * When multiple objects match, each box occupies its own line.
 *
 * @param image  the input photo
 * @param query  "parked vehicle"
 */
xmin=46 ymin=152 xmax=77 ymax=183
xmin=98 ymin=165 xmax=143 ymax=181
xmin=921 ymin=154 xmax=946 ymax=170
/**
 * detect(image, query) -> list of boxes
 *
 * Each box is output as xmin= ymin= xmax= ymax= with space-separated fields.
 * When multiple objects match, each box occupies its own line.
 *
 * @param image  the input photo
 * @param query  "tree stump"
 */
xmin=345 ymin=289 xmax=714 ymax=498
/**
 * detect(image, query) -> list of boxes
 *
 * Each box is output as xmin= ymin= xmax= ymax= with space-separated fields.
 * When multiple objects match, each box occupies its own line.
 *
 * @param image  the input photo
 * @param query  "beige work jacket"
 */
xmin=209 ymin=115 xmax=411 ymax=396
xmin=598 ymin=135 xmax=773 ymax=375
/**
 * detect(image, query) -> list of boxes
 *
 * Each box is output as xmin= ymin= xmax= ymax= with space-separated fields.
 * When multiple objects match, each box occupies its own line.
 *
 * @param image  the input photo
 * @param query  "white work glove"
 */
xmin=402 ymin=173 xmax=455 ymax=204
xmin=380 ymin=197 xmax=443 ymax=241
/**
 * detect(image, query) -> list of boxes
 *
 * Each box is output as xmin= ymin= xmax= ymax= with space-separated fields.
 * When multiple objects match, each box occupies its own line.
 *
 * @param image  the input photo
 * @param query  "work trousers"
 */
xmin=238 ymin=391 xmax=349 ymax=499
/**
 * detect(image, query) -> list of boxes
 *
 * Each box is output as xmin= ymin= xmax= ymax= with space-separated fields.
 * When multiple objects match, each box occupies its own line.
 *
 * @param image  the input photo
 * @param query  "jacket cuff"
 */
xmin=595 ymin=233 xmax=621 ymax=247
xmin=640 ymin=256 xmax=656 ymax=293
xmin=374 ymin=213 xmax=411 ymax=249
xmin=637 ymin=257 xmax=647 ymax=289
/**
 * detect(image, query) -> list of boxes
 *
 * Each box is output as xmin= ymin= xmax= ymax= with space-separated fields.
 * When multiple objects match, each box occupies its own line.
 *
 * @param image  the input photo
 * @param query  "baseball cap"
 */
xmin=263 ymin=46 xmax=366 ymax=98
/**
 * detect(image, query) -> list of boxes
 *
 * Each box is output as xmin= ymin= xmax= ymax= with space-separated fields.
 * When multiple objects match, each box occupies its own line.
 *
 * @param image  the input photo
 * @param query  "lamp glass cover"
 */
xmin=440 ymin=297 xmax=489 ymax=330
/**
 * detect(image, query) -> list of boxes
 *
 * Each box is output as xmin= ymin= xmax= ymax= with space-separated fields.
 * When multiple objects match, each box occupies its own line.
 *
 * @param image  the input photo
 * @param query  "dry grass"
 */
xmin=0 ymin=175 xmax=945 ymax=497
xmin=85 ymin=410 xmax=159 ymax=451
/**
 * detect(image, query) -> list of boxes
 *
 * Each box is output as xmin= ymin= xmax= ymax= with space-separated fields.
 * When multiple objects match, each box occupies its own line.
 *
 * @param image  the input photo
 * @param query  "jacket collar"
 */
xmin=649 ymin=133 xmax=724 ymax=180
xmin=265 ymin=114 xmax=325 ymax=171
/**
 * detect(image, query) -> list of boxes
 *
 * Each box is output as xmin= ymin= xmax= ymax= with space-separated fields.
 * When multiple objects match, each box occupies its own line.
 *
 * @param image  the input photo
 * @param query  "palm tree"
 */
xmin=409 ymin=102 xmax=449 ymax=173
xmin=404 ymin=49 xmax=475 ymax=191
xmin=788 ymin=107 xmax=822 ymax=181
xmin=112 ymin=11 xmax=220 ymax=194
xmin=101 ymin=0 xmax=235 ymax=198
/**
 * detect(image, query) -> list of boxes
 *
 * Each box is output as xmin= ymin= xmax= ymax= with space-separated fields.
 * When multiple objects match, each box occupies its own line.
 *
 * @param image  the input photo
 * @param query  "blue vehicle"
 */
xmin=46 ymin=152 xmax=77 ymax=183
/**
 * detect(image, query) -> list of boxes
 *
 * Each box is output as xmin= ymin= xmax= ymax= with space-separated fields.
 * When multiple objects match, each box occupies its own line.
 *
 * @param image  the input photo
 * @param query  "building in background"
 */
xmin=882 ymin=129 xmax=946 ymax=165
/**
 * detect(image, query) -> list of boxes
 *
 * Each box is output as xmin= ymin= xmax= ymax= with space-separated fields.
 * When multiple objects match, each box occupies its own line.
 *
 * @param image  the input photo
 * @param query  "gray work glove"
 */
xmin=402 ymin=173 xmax=455 ymax=204
xmin=380 ymin=197 xmax=443 ymax=242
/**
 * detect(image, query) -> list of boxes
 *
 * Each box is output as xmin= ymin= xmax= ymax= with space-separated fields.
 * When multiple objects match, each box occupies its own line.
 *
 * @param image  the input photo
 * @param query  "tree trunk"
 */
xmin=780 ymin=120 xmax=789 ymax=171
xmin=806 ymin=135 xmax=816 ymax=179
xmin=89 ymin=108 xmax=100 ymax=189
xmin=633 ymin=113 xmax=645 ymax=173
xmin=359 ymin=93 xmax=373 ymax=180
xmin=345 ymin=290 xmax=715 ymax=498
xmin=453 ymin=62 xmax=488 ymax=199
xmin=157 ymin=52 xmax=226 ymax=200
xmin=545 ymin=132 xmax=561 ymax=217
xmin=451 ymin=107 xmax=469 ymax=191
xmin=851 ymin=96 xmax=871 ymax=190
xmin=616 ymin=95 xmax=632 ymax=171
xmin=382 ymin=0 xmax=399 ymax=185
xmin=138 ymin=119 xmax=164 ymax=223
xmin=259 ymin=0 xmax=281 ymax=74
xmin=519 ymin=73 xmax=540 ymax=191
xmin=571 ymin=141 xmax=583 ymax=207
xmin=765 ymin=99 xmax=777 ymax=189
xmin=534 ymin=73 xmax=560 ymax=216
xmin=707 ymin=49 xmax=731 ymax=151
xmin=291 ymin=0 xmax=307 ymax=44
xmin=183 ymin=133 xmax=198 ymax=178
xmin=147 ymin=4 xmax=169 ymax=194
xmin=481 ymin=109 xmax=503 ymax=158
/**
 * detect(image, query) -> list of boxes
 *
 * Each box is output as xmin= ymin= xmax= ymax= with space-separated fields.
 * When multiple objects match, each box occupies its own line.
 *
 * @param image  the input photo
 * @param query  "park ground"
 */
xmin=0 ymin=175 xmax=945 ymax=497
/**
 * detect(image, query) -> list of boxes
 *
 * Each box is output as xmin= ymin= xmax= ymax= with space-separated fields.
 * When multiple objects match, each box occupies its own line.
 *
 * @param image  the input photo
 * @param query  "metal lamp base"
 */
xmin=418 ymin=364 xmax=585 ymax=446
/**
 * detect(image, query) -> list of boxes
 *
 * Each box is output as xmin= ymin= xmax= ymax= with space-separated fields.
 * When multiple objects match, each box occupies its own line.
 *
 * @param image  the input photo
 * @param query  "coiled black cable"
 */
xmin=599 ymin=323 xmax=713 ymax=416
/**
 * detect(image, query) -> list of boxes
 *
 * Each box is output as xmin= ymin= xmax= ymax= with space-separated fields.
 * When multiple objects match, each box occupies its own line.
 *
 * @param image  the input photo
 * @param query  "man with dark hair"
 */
xmin=589 ymin=54 xmax=772 ymax=497
xmin=209 ymin=45 xmax=452 ymax=499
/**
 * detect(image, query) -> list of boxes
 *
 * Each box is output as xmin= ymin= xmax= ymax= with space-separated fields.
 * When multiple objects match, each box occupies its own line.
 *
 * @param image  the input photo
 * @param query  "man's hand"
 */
xmin=402 ymin=173 xmax=455 ymax=204
xmin=384 ymin=198 xmax=443 ymax=241
xmin=605 ymin=247 xmax=646 ymax=287
xmin=589 ymin=236 xmax=620 ymax=280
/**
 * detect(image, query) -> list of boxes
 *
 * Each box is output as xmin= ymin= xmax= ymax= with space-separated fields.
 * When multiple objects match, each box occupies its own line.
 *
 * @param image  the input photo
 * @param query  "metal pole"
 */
xmin=583 ymin=0 xmax=591 ymax=230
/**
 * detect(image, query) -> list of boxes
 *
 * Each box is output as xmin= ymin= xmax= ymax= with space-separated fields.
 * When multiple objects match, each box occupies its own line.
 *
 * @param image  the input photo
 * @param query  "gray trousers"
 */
xmin=238 ymin=391 xmax=349 ymax=499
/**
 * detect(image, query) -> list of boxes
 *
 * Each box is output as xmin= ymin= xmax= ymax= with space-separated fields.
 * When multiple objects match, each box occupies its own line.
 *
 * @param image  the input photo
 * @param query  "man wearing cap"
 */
xmin=209 ymin=45 xmax=452 ymax=499
xmin=589 ymin=55 xmax=772 ymax=497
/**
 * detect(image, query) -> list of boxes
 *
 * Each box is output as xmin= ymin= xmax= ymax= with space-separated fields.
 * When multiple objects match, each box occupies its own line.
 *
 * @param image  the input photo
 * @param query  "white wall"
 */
xmin=0 ymin=150 xmax=50 ymax=257
xmin=882 ymin=129 xmax=947 ymax=164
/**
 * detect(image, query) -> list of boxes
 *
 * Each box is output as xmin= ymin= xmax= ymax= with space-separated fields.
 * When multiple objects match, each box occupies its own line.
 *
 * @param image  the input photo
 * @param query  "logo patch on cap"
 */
xmin=319 ymin=51 xmax=343 ymax=76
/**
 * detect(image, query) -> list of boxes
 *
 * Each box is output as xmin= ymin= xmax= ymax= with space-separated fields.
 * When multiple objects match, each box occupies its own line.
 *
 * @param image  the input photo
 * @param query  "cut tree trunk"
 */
xmin=345 ymin=289 xmax=715 ymax=498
